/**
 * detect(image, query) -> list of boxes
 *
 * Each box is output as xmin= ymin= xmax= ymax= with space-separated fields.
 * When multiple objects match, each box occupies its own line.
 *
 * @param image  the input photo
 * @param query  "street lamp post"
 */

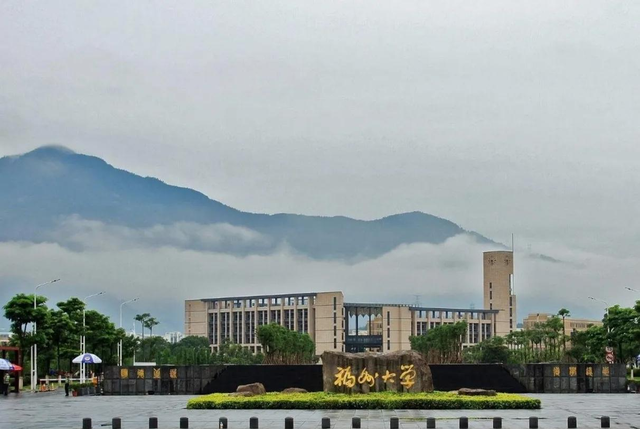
xmin=81 ymin=292 xmax=105 ymax=383
xmin=588 ymin=296 xmax=610 ymax=333
xmin=118 ymin=298 xmax=138 ymax=366
xmin=31 ymin=279 xmax=60 ymax=391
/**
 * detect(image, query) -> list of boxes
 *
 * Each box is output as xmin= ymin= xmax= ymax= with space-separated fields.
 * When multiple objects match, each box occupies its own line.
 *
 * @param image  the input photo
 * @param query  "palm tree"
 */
xmin=144 ymin=317 xmax=159 ymax=337
xmin=557 ymin=308 xmax=571 ymax=354
xmin=134 ymin=313 xmax=150 ymax=339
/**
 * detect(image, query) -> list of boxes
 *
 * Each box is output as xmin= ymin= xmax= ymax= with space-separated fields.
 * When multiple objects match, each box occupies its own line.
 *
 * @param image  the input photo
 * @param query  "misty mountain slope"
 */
xmin=0 ymin=146 xmax=496 ymax=259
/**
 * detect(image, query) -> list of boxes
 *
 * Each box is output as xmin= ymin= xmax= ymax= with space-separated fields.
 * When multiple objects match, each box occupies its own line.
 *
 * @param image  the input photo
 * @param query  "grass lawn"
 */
xmin=187 ymin=391 xmax=541 ymax=410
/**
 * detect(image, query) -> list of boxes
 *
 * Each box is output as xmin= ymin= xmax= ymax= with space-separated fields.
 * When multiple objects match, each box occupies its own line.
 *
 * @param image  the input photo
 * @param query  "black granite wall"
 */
xmin=102 ymin=363 xmax=627 ymax=395
xmin=506 ymin=363 xmax=627 ymax=393
xmin=102 ymin=365 xmax=322 ymax=395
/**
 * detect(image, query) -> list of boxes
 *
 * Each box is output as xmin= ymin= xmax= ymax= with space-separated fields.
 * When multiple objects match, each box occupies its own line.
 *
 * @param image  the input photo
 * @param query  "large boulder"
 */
xmin=322 ymin=350 xmax=433 ymax=393
xmin=458 ymin=388 xmax=497 ymax=396
xmin=236 ymin=382 xmax=266 ymax=396
xmin=282 ymin=388 xmax=308 ymax=394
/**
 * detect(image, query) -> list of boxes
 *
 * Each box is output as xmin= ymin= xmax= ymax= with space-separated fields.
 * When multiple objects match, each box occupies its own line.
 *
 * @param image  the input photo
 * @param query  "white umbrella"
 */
xmin=72 ymin=353 xmax=103 ymax=364
xmin=0 ymin=358 xmax=14 ymax=370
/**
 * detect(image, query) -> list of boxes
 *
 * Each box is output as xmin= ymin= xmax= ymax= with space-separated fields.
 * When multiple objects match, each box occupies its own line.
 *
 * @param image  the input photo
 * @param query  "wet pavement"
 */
xmin=1 ymin=391 xmax=639 ymax=429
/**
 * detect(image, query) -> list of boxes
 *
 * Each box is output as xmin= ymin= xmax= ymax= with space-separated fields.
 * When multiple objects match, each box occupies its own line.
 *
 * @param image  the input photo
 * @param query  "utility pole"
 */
xmin=31 ymin=279 xmax=60 ymax=391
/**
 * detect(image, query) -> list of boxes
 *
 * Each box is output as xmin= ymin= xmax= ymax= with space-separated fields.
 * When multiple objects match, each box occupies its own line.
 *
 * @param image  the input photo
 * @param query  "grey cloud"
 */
xmin=1 ymin=234 xmax=636 ymax=333
xmin=49 ymin=216 xmax=271 ymax=253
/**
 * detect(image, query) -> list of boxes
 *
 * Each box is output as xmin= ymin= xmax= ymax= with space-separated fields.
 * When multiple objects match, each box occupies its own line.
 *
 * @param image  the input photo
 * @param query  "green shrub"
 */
xmin=187 ymin=391 xmax=540 ymax=410
xmin=69 ymin=382 xmax=95 ymax=391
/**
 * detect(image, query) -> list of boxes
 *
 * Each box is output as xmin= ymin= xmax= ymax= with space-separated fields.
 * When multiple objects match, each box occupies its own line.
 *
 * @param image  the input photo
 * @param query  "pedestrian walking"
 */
xmin=3 ymin=371 xmax=9 ymax=396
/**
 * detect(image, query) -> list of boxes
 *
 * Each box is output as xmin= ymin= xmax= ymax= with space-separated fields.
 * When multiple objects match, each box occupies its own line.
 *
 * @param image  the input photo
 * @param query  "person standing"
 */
xmin=64 ymin=374 xmax=70 ymax=397
xmin=3 ymin=371 xmax=9 ymax=396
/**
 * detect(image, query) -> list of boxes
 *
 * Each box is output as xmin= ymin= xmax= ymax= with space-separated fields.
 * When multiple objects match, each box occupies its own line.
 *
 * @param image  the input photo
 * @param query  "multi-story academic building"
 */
xmin=185 ymin=292 xmax=498 ymax=355
xmin=185 ymin=251 xmax=515 ymax=354
xmin=522 ymin=313 xmax=603 ymax=333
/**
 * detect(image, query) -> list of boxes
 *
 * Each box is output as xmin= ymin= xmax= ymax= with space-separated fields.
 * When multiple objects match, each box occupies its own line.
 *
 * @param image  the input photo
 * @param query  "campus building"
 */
xmin=523 ymin=313 xmax=603 ymax=333
xmin=185 ymin=292 xmax=498 ymax=355
xmin=483 ymin=251 xmax=517 ymax=336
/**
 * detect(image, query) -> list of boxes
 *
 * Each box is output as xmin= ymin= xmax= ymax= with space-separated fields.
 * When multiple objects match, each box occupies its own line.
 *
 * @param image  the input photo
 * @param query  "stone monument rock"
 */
xmin=322 ymin=350 xmax=433 ymax=394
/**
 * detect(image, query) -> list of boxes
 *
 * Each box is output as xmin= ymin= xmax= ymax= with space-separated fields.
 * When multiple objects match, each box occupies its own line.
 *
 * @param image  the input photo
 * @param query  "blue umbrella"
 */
xmin=72 ymin=353 xmax=103 ymax=364
xmin=0 ymin=358 xmax=14 ymax=370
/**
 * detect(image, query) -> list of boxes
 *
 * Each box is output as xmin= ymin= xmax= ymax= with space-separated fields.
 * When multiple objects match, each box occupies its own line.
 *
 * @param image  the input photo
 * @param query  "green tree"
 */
xmin=144 ymin=317 xmax=159 ymax=337
xmin=604 ymin=305 xmax=640 ymax=364
xmin=463 ymin=336 xmax=511 ymax=363
xmin=48 ymin=310 xmax=75 ymax=370
xmin=257 ymin=323 xmax=315 ymax=364
xmin=410 ymin=321 xmax=467 ymax=363
xmin=557 ymin=308 xmax=570 ymax=354
xmin=3 ymin=293 xmax=50 ymax=366
xmin=135 ymin=313 xmax=151 ymax=339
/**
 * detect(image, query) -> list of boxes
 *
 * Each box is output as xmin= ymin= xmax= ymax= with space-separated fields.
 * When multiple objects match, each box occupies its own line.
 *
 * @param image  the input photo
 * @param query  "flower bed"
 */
xmin=187 ymin=391 xmax=540 ymax=410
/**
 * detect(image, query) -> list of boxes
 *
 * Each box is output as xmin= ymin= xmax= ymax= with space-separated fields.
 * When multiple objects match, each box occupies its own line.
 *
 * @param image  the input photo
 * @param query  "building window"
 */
xmin=509 ymin=308 xmax=513 ymax=317
xmin=334 ymin=326 xmax=337 ymax=336
xmin=387 ymin=340 xmax=391 ymax=350
xmin=297 ymin=309 xmax=308 ymax=333
xmin=489 ymin=282 xmax=492 ymax=289
xmin=489 ymin=303 xmax=492 ymax=310
xmin=387 ymin=311 xmax=390 ymax=326
xmin=283 ymin=309 xmax=294 ymax=330
xmin=490 ymin=291 xmax=492 ymax=300
xmin=387 ymin=327 xmax=390 ymax=338
xmin=334 ymin=339 xmax=337 ymax=349
xmin=509 ymin=296 xmax=513 ymax=306
xmin=333 ymin=296 xmax=337 ymax=311
xmin=333 ymin=312 xmax=336 ymax=324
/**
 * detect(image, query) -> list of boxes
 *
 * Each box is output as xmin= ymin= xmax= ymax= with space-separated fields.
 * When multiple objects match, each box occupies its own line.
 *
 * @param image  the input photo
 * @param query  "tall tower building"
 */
xmin=483 ymin=251 xmax=516 ymax=337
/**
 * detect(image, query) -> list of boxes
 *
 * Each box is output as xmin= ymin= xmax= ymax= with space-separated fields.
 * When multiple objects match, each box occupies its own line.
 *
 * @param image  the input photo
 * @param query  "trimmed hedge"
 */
xmin=187 ymin=391 xmax=541 ymax=410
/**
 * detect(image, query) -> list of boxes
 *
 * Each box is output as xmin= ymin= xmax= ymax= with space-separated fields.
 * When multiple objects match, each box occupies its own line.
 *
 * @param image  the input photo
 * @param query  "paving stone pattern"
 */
xmin=1 ymin=392 xmax=639 ymax=429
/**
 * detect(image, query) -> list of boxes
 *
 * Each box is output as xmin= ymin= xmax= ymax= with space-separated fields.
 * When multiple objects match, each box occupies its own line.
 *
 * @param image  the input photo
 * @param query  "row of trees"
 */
xmin=463 ymin=304 xmax=640 ymax=364
xmin=3 ymin=293 xmax=130 ymax=374
xmin=134 ymin=313 xmax=159 ymax=339
xmin=2 ymin=293 xmax=314 ymax=379
xmin=409 ymin=321 xmax=467 ymax=363
xmin=257 ymin=323 xmax=316 ymax=364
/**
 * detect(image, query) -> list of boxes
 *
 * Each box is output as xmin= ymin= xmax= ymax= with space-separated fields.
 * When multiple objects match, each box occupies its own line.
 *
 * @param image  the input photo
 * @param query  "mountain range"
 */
xmin=0 ymin=146 xmax=498 ymax=259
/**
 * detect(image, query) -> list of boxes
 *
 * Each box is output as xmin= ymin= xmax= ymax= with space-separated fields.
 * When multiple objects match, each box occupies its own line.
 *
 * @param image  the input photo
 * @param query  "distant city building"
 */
xmin=163 ymin=331 xmax=184 ymax=344
xmin=185 ymin=291 xmax=498 ymax=354
xmin=523 ymin=313 xmax=603 ymax=333
xmin=483 ymin=251 xmax=517 ymax=337
xmin=0 ymin=331 xmax=11 ymax=346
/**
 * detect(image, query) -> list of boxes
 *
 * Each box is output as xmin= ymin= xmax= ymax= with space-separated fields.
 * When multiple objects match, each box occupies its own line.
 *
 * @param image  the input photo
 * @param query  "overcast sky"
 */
xmin=1 ymin=2 xmax=639 ymax=331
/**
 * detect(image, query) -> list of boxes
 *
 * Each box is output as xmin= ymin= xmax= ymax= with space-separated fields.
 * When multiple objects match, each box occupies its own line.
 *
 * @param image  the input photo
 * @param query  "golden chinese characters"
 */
xmin=553 ymin=366 xmax=560 ymax=377
xmin=357 ymin=369 xmax=376 ymax=387
xmin=120 ymin=368 xmax=129 ymax=379
xmin=399 ymin=364 xmax=416 ymax=389
xmin=170 ymin=368 xmax=178 ymax=379
xmin=602 ymin=366 xmax=610 ymax=376
xmin=586 ymin=367 xmax=593 ymax=377
xmin=381 ymin=370 xmax=396 ymax=383
xmin=569 ymin=367 xmax=577 ymax=377
xmin=153 ymin=368 xmax=161 ymax=379
xmin=137 ymin=369 xmax=145 ymax=379
xmin=334 ymin=366 xmax=356 ymax=388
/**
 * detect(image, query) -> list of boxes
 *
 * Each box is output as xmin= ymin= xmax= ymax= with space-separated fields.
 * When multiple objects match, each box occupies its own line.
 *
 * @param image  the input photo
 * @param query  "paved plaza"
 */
xmin=1 ymin=392 xmax=639 ymax=429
